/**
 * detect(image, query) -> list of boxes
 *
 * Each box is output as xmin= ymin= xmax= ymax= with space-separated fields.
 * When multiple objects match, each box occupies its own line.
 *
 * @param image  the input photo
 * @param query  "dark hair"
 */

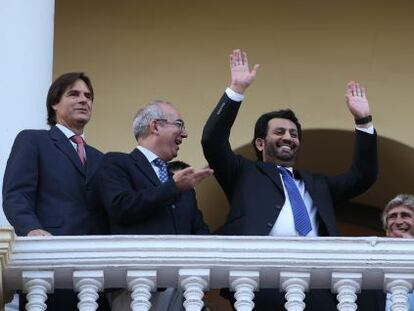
xmin=167 ymin=160 xmax=190 ymax=173
xmin=46 ymin=72 xmax=94 ymax=126
xmin=251 ymin=109 xmax=302 ymax=161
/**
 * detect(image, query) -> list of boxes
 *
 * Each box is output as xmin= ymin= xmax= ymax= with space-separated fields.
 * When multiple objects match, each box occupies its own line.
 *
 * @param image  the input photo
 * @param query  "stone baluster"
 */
xmin=229 ymin=271 xmax=259 ymax=311
xmin=384 ymin=273 xmax=414 ymax=311
xmin=73 ymin=270 xmax=104 ymax=311
xmin=127 ymin=270 xmax=157 ymax=311
xmin=179 ymin=269 xmax=209 ymax=311
xmin=332 ymin=272 xmax=362 ymax=311
xmin=280 ymin=271 xmax=310 ymax=311
xmin=22 ymin=271 xmax=54 ymax=311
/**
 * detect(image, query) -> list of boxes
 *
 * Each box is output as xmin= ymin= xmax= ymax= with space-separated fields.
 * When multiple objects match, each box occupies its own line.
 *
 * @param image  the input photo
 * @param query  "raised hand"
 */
xmin=173 ymin=167 xmax=214 ymax=192
xmin=345 ymin=81 xmax=371 ymax=120
xmin=229 ymin=49 xmax=259 ymax=94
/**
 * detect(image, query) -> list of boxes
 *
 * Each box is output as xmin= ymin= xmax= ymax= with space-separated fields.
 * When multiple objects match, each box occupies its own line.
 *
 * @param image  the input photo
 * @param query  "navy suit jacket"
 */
xmin=202 ymin=93 xmax=378 ymax=310
xmin=2 ymin=126 xmax=109 ymax=311
xmin=96 ymin=149 xmax=209 ymax=235
xmin=2 ymin=126 xmax=108 ymax=236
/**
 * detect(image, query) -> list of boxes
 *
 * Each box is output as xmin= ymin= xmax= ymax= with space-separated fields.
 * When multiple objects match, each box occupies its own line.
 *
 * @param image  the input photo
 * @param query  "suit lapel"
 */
xmin=256 ymin=161 xmax=284 ymax=192
xmin=85 ymin=145 xmax=100 ymax=183
xmin=50 ymin=126 xmax=86 ymax=177
xmin=130 ymin=149 xmax=160 ymax=186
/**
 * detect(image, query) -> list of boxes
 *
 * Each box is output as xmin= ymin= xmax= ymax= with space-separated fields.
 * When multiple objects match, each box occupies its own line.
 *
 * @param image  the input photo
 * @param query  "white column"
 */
xmin=179 ymin=269 xmax=209 ymax=311
xmin=229 ymin=271 xmax=259 ymax=311
xmin=127 ymin=270 xmax=157 ymax=311
xmin=0 ymin=0 xmax=55 ymax=226
xmin=280 ymin=271 xmax=310 ymax=311
xmin=384 ymin=273 xmax=414 ymax=311
xmin=73 ymin=270 xmax=104 ymax=311
xmin=332 ymin=272 xmax=362 ymax=311
xmin=22 ymin=271 xmax=54 ymax=311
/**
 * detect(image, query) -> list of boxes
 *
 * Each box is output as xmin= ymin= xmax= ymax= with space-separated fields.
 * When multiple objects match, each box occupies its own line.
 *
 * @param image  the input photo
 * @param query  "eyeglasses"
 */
xmin=155 ymin=118 xmax=186 ymax=131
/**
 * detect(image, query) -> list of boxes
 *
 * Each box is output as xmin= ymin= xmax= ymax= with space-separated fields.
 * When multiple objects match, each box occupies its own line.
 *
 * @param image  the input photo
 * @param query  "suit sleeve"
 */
xmin=327 ymin=129 xmax=378 ymax=202
xmin=201 ymin=93 xmax=243 ymax=198
xmin=97 ymin=153 xmax=181 ymax=225
xmin=2 ymin=131 xmax=42 ymax=235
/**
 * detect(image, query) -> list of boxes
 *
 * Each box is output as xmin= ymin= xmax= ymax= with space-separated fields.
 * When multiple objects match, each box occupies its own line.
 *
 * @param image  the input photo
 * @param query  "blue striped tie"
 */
xmin=153 ymin=158 xmax=169 ymax=183
xmin=278 ymin=166 xmax=312 ymax=236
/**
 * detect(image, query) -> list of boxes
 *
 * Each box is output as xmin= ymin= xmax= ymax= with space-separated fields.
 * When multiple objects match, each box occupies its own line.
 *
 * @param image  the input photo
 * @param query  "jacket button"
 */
xmin=275 ymin=204 xmax=282 ymax=210
xmin=267 ymin=222 xmax=274 ymax=228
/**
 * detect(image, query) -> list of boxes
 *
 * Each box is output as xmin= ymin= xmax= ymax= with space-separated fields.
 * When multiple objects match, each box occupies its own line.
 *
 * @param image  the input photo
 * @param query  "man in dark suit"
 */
xmin=97 ymin=99 xmax=212 ymax=310
xmin=3 ymin=72 xmax=108 ymax=310
xmin=201 ymin=50 xmax=378 ymax=310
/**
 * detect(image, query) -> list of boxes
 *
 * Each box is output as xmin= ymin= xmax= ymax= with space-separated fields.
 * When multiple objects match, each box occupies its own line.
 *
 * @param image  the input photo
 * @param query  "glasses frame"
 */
xmin=154 ymin=118 xmax=186 ymax=131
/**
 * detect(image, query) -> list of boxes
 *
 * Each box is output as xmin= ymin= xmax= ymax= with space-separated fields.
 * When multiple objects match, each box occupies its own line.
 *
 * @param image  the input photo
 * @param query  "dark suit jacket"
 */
xmin=96 ymin=149 xmax=209 ymax=235
xmin=202 ymin=93 xmax=378 ymax=310
xmin=2 ymin=126 xmax=109 ymax=310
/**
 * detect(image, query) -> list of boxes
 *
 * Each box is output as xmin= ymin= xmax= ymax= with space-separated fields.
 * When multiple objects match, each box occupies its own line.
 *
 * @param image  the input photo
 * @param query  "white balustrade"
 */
xmin=73 ymin=270 xmax=104 ymax=311
xmin=3 ymin=235 xmax=414 ymax=311
xmin=229 ymin=271 xmax=259 ymax=311
xmin=127 ymin=270 xmax=156 ymax=311
xmin=384 ymin=273 xmax=414 ymax=311
xmin=280 ymin=271 xmax=310 ymax=311
xmin=179 ymin=269 xmax=209 ymax=311
xmin=22 ymin=271 xmax=53 ymax=311
xmin=332 ymin=272 xmax=362 ymax=311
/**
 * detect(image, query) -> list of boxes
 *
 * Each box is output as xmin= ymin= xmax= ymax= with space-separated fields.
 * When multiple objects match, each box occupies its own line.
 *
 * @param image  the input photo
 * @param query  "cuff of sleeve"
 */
xmin=356 ymin=125 xmax=374 ymax=134
xmin=225 ymin=87 xmax=245 ymax=102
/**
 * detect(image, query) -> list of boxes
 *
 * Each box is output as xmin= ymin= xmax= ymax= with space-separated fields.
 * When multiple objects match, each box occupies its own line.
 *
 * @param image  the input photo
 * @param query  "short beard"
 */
xmin=264 ymin=144 xmax=297 ymax=163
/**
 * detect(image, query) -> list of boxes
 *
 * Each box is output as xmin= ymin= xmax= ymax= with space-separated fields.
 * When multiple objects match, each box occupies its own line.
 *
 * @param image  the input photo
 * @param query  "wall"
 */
xmin=54 ymin=0 xmax=414 ymax=230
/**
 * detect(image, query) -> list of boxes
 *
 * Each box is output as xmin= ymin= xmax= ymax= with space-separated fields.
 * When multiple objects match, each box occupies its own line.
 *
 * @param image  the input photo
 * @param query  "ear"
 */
xmin=255 ymin=138 xmax=265 ymax=152
xmin=149 ymin=120 xmax=159 ymax=135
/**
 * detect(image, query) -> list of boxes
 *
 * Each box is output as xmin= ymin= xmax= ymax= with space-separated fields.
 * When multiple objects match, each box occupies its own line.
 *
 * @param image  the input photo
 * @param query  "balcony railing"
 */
xmin=0 ymin=227 xmax=414 ymax=310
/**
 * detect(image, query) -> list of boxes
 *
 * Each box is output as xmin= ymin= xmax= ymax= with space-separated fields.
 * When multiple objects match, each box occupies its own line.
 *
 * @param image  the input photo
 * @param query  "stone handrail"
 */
xmin=2 ymin=233 xmax=414 ymax=310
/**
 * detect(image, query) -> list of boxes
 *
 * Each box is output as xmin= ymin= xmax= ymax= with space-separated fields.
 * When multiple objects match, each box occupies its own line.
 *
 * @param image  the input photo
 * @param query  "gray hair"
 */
xmin=132 ymin=100 xmax=170 ymax=140
xmin=382 ymin=194 xmax=414 ymax=229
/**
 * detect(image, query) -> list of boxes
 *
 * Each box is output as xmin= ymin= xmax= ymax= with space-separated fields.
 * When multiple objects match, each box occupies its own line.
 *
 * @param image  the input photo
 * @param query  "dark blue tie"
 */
xmin=278 ymin=166 xmax=312 ymax=236
xmin=153 ymin=158 xmax=169 ymax=183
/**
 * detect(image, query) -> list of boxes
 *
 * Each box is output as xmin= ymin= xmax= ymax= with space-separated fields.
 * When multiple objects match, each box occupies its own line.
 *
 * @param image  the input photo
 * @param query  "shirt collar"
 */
xmin=136 ymin=145 xmax=159 ymax=163
xmin=56 ymin=124 xmax=85 ymax=140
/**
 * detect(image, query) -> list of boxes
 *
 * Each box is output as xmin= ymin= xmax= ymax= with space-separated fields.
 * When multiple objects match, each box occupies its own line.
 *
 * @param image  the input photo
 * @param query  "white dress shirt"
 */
xmin=136 ymin=145 xmax=163 ymax=179
xmin=55 ymin=124 xmax=87 ymax=158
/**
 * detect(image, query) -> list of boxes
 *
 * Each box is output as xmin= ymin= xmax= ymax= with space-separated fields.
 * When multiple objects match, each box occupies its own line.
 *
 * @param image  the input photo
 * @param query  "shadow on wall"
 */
xmin=196 ymin=129 xmax=414 ymax=236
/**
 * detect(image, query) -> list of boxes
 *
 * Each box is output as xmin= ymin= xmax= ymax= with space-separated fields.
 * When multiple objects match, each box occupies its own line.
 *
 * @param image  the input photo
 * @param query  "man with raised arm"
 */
xmin=202 ymin=49 xmax=378 ymax=310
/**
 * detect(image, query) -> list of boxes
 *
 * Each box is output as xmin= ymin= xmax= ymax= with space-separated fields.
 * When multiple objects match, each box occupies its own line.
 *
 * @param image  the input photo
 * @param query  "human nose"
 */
xmin=181 ymin=127 xmax=188 ymax=138
xmin=281 ymin=131 xmax=292 ymax=140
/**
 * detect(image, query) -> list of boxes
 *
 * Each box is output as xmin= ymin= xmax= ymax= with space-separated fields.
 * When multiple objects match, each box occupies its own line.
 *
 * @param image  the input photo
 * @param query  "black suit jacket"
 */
xmin=2 ymin=126 xmax=109 ymax=310
xmin=202 ymin=93 xmax=378 ymax=310
xmin=96 ymin=149 xmax=209 ymax=235
xmin=202 ymin=93 xmax=378 ymax=236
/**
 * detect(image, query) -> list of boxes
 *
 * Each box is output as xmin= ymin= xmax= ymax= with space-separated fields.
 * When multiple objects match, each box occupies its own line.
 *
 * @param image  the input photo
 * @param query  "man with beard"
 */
xmin=201 ymin=49 xmax=378 ymax=310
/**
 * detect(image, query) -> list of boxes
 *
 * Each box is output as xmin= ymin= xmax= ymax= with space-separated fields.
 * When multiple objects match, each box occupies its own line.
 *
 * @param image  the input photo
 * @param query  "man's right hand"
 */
xmin=229 ymin=49 xmax=259 ymax=95
xmin=27 ymin=229 xmax=52 ymax=236
xmin=173 ymin=167 xmax=214 ymax=192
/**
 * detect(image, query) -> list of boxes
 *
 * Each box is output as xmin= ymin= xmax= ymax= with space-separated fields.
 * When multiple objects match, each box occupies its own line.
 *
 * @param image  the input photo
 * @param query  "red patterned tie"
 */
xmin=70 ymin=135 xmax=86 ymax=165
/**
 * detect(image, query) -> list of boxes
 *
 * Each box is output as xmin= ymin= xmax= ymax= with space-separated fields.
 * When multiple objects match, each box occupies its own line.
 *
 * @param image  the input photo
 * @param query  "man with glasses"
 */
xmin=96 ymin=99 xmax=212 ymax=310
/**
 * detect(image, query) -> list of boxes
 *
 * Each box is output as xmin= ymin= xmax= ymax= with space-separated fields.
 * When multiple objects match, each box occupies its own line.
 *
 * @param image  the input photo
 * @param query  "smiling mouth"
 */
xmin=394 ymin=224 xmax=410 ymax=232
